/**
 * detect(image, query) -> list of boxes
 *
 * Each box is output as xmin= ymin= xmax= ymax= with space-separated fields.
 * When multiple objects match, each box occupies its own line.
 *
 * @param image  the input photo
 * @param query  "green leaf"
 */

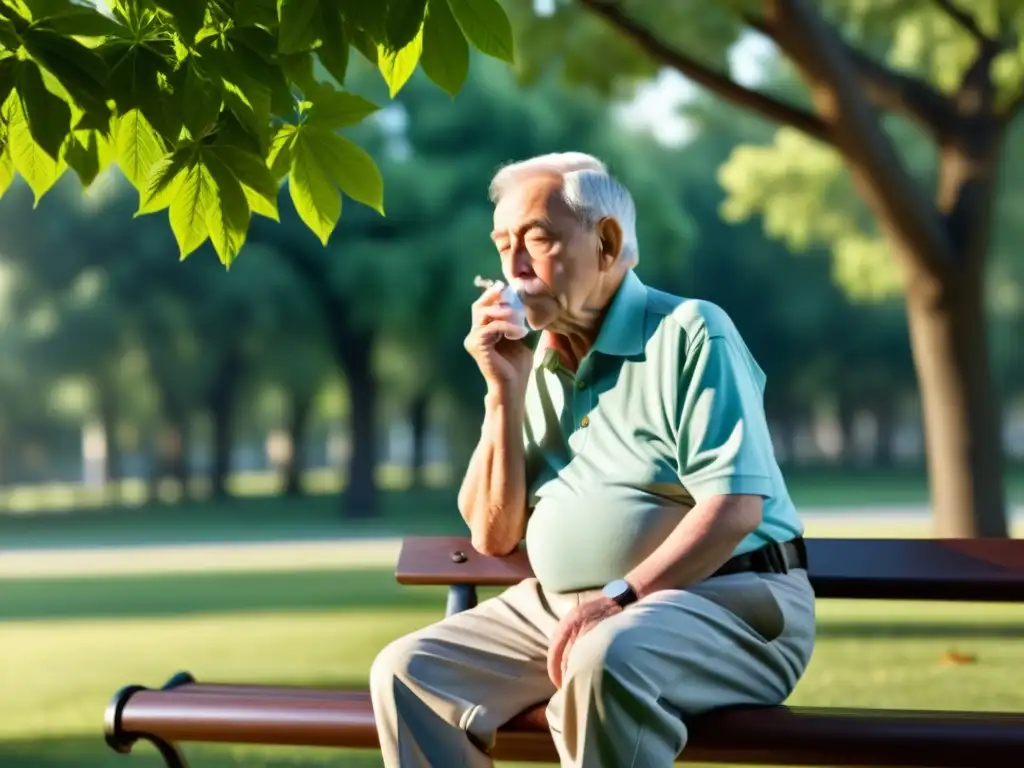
xmin=268 ymin=123 xmax=295 ymax=181
xmin=347 ymin=25 xmax=379 ymax=64
xmin=34 ymin=7 xmax=127 ymax=37
xmin=63 ymin=129 xmax=100 ymax=186
xmin=280 ymin=51 xmax=317 ymax=95
xmin=0 ymin=143 xmax=15 ymax=198
xmin=103 ymin=40 xmax=178 ymax=140
xmin=181 ymin=58 xmax=221 ymax=137
xmin=210 ymin=143 xmax=279 ymax=221
xmin=0 ymin=20 xmax=20 ymax=50
xmin=0 ymin=57 xmax=15 ymax=107
xmin=310 ymin=126 xmax=384 ymax=214
xmin=278 ymin=0 xmax=321 ymax=54
xmin=169 ymin=156 xmax=211 ymax=258
xmin=385 ymin=0 xmax=428 ymax=51
xmin=137 ymin=146 xmax=189 ymax=214
xmin=228 ymin=28 xmax=294 ymax=115
xmin=20 ymin=28 xmax=111 ymax=125
xmin=5 ymin=93 xmax=64 ymax=201
xmin=152 ymin=0 xmax=208 ymax=43
xmin=306 ymin=85 xmax=380 ymax=129
xmin=420 ymin=0 xmax=468 ymax=97
xmin=378 ymin=25 xmax=423 ymax=97
xmin=446 ymin=0 xmax=513 ymax=63
xmin=289 ymin=125 xmax=341 ymax=245
xmin=15 ymin=59 xmax=71 ymax=160
xmin=115 ymin=108 xmax=164 ymax=190
xmin=215 ymin=109 xmax=264 ymax=156
xmin=234 ymin=0 xmax=277 ymax=28
xmin=221 ymin=73 xmax=271 ymax=149
xmin=318 ymin=3 xmax=350 ymax=84
xmin=201 ymin=148 xmax=251 ymax=266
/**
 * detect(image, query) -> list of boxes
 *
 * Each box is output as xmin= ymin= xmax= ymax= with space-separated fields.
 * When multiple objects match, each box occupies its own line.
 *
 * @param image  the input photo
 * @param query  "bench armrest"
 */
xmin=395 ymin=536 xmax=533 ymax=587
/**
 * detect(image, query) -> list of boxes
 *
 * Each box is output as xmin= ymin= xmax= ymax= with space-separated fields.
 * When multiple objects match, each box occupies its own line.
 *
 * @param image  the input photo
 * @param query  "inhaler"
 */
xmin=473 ymin=275 xmax=530 ymax=340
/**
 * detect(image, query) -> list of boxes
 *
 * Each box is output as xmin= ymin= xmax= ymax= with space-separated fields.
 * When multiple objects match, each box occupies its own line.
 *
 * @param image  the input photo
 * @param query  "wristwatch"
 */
xmin=602 ymin=578 xmax=638 ymax=608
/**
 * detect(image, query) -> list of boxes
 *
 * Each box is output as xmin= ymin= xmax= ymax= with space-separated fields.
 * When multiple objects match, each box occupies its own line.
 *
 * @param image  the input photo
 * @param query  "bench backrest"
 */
xmin=396 ymin=537 xmax=1024 ymax=602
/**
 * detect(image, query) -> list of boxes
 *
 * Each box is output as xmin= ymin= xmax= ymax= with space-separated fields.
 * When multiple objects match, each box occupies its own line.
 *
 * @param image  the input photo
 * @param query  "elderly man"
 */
xmin=370 ymin=153 xmax=815 ymax=767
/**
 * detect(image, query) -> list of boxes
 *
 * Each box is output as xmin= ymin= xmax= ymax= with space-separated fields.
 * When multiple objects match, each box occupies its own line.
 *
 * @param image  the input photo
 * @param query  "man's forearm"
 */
xmin=456 ymin=391 xmax=528 ymax=555
xmin=625 ymin=495 xmax=763 ymax=598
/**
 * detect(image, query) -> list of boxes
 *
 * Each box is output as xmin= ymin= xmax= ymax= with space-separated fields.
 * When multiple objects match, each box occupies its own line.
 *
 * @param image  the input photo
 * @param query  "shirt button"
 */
xmin=580 ymin=415 xmax=590 ymax=428
xmin=576 ymin=380 xmax=587 ymax=390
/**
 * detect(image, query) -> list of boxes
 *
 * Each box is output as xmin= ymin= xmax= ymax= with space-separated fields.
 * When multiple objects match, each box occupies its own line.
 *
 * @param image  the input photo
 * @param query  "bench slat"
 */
xmin=396 ymin=536 xmax=1024 ymax=601
xmin=106 ymin=681 xmax=1024 ymax=767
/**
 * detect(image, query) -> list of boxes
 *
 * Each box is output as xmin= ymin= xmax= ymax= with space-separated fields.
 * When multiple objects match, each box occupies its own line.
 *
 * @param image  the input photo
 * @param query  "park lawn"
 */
xmin=2 ymin=566 xmax=1023 ymax=768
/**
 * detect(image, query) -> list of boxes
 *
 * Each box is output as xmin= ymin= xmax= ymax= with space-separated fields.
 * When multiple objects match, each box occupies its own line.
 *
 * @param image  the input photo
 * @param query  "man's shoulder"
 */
xmin=643 ymin=287 xmax=741 ymax=349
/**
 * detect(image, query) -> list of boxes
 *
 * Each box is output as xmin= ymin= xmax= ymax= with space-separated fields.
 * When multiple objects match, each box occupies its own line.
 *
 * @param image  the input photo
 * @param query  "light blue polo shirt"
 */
xmin=521 ymin=270 xmax=803 ymax=593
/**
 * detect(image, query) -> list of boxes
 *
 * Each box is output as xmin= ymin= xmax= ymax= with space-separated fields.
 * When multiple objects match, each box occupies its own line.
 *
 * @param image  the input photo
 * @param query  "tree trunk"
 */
xmin=905 ymin=268 xmax=1007 ymax=537
xmin=283 ymin=392 xmax=313 ymax=497
xmin=333 ymin=326 xmax=378 ymax=519
xmin=97 ymin=381 xmax=122 ymax=506
xmin=164 ymin=408 xmax=192 ymax=502
xmin=871 ymin=392 xmax=897 ymax=470
xmin=208 ymin=351 xmax=243 ymax=500
xmin=408 ymin=392 xmax=430 ymax=488
xmin=837 ymin=391 xmax=858 ymax=466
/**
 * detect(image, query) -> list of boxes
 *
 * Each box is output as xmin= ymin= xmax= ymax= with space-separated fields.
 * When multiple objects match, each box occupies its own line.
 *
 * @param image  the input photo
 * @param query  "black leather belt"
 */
xmin=711 ymin=537 xmax=807 ymax=578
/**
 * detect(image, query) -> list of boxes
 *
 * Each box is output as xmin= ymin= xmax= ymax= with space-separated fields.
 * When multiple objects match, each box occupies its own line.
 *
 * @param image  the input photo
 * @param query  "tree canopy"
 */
xmin=0 ymin=0 xmax=516 ymax=265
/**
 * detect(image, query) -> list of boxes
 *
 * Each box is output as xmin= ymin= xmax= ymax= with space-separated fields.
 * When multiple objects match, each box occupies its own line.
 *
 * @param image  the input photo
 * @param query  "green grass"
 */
xmin=2 ymin=559 xmax=1023 ymax=767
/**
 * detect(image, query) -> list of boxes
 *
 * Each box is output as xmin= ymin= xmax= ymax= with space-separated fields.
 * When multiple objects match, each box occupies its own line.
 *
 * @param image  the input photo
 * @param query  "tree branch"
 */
xmin=931 ymin=0 xmax=993 ymax=46
xmin=763 ymin=0 xmax=954 ymax=274
xmin=745 ymin=15 xmax=955 ymax=138
xmin=576 ymin=0 xmax=834 ymax=146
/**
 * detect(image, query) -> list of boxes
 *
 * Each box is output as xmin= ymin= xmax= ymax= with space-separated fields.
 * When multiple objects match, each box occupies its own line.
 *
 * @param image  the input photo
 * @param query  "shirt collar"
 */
xmin=533 ymin=270 xmax=648 ymax=371
xmin=592 ymin=270 xmax=648 ymax=358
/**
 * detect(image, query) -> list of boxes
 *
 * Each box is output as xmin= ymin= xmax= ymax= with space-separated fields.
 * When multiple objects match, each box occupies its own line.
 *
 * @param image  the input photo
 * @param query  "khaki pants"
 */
xmin=370 ymin=569 xmax=815 ymax=767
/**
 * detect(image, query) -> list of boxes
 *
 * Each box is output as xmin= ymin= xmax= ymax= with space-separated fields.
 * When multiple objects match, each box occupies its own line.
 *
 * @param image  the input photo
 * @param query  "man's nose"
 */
xmin=510 ymin=243 xmax=534 ymax=278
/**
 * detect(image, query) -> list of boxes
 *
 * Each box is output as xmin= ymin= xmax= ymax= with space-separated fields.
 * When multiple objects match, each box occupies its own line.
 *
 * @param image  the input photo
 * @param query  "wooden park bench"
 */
xmin=104 ymin=536 xmax=1024 ymax=766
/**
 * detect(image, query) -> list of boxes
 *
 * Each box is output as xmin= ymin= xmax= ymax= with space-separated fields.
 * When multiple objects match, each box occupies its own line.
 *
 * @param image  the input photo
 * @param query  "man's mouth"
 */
xmin=511 ymin=277 xmax=548 ymax=297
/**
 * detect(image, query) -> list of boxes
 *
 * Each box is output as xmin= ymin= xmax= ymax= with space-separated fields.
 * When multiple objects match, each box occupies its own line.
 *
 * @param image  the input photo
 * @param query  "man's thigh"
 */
xmin=560 ymin=569 xmax=815 ymax=715
xmin=373 ymin=577 xmax=563 ymax=743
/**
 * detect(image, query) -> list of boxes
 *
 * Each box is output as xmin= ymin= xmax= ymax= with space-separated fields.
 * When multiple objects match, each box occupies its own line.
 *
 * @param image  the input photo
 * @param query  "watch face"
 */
xmin=602 ymin=579 xmax=631 ymax=602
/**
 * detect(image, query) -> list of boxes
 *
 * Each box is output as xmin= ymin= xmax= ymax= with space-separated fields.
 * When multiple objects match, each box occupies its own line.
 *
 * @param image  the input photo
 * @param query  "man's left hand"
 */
xmin=547 ymin=596 xmax=623 ymax=688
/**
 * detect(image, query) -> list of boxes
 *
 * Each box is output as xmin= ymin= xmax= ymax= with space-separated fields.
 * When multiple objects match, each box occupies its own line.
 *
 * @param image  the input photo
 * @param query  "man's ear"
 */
xmin=596 ymin=217 xmax=623 ymax=271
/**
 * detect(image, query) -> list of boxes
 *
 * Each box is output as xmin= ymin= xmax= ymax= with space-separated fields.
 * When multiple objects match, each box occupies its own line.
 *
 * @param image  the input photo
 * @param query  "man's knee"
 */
xmin=566 ymin=625 xmax=639 ymax=683
xmin=370 ymin=632 xmax=423 ymax=693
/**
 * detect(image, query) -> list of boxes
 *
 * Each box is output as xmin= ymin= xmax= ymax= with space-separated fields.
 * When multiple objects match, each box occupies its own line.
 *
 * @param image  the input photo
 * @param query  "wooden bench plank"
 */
xmin=396 ymin=536 xmax=1024 ymax=601
xmin=106 ymin=680 xmax=1024 ymax=767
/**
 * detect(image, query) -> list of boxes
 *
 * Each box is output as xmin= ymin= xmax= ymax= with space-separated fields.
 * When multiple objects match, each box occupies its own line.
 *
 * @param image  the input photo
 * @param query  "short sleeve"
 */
xmin=675 ymin=331 xmax=775 ymax=502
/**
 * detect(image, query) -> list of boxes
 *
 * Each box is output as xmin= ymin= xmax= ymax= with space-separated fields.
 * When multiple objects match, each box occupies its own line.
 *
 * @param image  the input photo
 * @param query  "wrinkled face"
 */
xmin=490 ymin=173 xmax=605 ymax=330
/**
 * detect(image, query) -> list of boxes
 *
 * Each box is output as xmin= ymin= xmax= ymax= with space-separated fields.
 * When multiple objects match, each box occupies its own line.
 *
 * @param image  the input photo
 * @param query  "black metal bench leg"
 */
xmin=146 ymin=737 xmax=189 ymax=767
xmin=446 ymin=583 xmax=478 ymax=616
xmin=104 ymin=680 xmax=190 ymax=767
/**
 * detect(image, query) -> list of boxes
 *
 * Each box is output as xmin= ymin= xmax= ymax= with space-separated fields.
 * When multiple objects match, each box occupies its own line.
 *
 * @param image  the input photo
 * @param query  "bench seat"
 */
xmin=106 ymin=676 xmax=1024 ymax=766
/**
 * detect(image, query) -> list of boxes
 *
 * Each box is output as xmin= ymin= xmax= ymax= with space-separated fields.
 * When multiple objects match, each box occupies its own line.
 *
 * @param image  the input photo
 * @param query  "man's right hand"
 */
xmin=464 ymin=283 xmax=534 ymax=398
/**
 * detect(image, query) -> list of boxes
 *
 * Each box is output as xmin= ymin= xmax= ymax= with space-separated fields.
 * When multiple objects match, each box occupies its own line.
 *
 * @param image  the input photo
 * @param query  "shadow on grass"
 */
xmin=0 ymin=568 xmax=451 ymax=621
xmin=0 ymin=735 xmax=388 ymax=767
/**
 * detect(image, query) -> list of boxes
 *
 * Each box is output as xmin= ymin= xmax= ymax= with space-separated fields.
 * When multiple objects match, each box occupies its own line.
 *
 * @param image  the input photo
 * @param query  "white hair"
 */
xmin=488 ymin=152 xmax=639 ymax=267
